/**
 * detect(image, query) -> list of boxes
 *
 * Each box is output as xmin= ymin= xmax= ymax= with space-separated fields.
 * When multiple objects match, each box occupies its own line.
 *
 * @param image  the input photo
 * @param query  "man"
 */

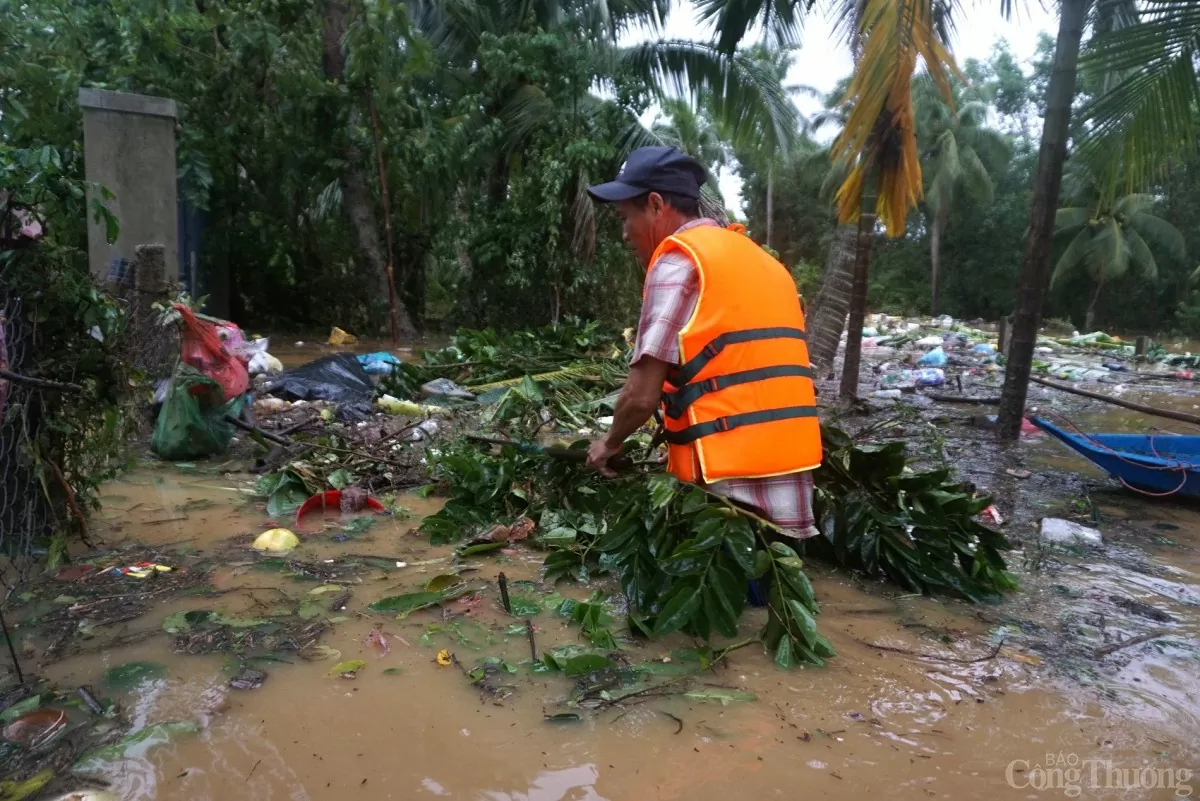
xmin=584 ymin=145 xmax=822 ymax=540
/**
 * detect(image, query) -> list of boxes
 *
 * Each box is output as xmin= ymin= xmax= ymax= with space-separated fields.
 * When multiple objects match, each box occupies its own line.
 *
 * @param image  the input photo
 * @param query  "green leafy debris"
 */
xmin=104 ymin=661 xmax=167 ymax=690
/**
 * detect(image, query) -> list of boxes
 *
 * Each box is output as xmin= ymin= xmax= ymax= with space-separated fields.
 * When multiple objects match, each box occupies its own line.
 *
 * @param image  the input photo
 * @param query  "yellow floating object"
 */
xmin=376 ymin=394 xmax=422 ymax=416
xmin=436 ymin=649 xmax=453 ymax=666
xmin=328 ymin=326 xmax=358 ymax=346
xmin=252 ymin=528 xmax=299 ymax=553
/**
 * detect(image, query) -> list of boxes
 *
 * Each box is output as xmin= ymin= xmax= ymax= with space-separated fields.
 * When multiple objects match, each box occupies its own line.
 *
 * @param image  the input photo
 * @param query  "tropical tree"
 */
xmin=652 ymin=98 xmax=730 ymax=175
xmin=1052 ymin=192 xmax=1184 ymax=330
xmin=915 ymin=77 xmax=1009 ymax=315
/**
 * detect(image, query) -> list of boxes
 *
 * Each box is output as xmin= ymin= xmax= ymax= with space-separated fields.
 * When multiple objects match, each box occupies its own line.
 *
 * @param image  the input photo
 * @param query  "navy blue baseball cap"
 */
xmin=587 ymin=146 xmax=707 ymax=202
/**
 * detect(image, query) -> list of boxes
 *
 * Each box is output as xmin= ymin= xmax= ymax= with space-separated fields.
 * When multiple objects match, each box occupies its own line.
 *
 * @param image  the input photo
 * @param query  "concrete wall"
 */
xmin=79 ymin=88 xmax=179 ymax=281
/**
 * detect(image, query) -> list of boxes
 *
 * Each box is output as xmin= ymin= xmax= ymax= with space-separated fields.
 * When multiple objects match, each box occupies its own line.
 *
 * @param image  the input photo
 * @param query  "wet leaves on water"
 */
xmin=424 ymin=574 xmax=464 ymax=593
xmin=297 ymin=599 xmax=324 ymax=620
xmin=508 ymin=595 xmax=542 ymax=617
xmin=74 ymin=721 xmax=200 ymax=768
xmin=163 ymin=610 xmax=267 ymax=634
xmin=369 ymin=583 xmax=482 ymax=618
xmin=299 ymin=645 xmax=342 ymax=661
xmin=0 ymin=768 xmax=52 ymax=801
xmin=556 ymin=653 xmax=614 ymax=677
xmin=326 ymin=660 xmax=367 ymax=679
xmin=327 ymin=468 xmax=356 ymax=490
xmin=104 ymin=661 xmax=166 ymax=690
xmin=308 ymin=584 xmax=345 ymax=595
xmin=544 ymin=712 xmax=582 ymax=723
xmin=682 ymin=689 xmax=757 ymax=705
xmin=457 ymin=540 xmax=507 ymax=557
xmin=382 ymin=668 xmax=404 ymax=675
xmin=0 ymin=696 xmax=41 ymax=724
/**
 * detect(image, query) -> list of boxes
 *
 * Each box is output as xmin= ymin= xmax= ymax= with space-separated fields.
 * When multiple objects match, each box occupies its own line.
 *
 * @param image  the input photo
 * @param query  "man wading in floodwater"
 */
xmin=584 ymin=145 xmax=823 ymax=551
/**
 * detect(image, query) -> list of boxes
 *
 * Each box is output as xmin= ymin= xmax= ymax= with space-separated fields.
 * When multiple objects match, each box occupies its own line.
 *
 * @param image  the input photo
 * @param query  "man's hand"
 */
xmin=586 ymin=437 xmax=623 ymax=478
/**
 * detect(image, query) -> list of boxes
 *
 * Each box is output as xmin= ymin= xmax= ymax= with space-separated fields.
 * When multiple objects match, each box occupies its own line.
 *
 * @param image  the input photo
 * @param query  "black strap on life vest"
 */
xmin=662 ymin=364 xmax=814 ymax=419
xmin=662 ymin=406 xmax=819 ymax=445
xmin=672 ymin=327 xmax=807 ymax=387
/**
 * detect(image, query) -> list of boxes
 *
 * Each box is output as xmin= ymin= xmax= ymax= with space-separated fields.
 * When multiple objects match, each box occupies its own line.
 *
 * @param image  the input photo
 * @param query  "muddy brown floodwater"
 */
xmin=41 ymin=456 xmax=1200 ymax=801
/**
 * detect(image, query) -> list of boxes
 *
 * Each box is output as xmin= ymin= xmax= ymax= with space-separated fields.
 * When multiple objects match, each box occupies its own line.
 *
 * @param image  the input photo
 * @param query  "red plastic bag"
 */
xmin=174 ymin=303 xmax=249 ymax=402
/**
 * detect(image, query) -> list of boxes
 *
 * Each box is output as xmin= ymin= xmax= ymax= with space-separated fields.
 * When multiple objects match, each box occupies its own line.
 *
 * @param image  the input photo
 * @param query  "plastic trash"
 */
xmin=1103 ymin=362 xmax=1128 ymax=372
xmin=1034 ymin=346 xmax=1055 ymax=355
xmin=861 ymin=326 xmax=879 ymax=337
xmin=916 ymin=335 xmax=944 ymax=348
xmin=420 ymin=377 xmax=476 ymax=400
xmin=405 ymin=419 xmax=440 ymax=442
xmin=248 ymin=351 xmax=283 ymax=376
xmin=175 ymin=304 xmax=249 ymax=402
xmin=918 ymin=346 xmax=947 ymax=367
xmin=1175 ymin=371 xmax=1195 ymax=380
xmin=1040 ymin=518 xmax=1102 ymax=546
xmin=934 ymin=315 xmax=954 ymax=328
xmin=880 ymin=368 xmax=944 ymax=389
xmin=972 ymin=343 xmax=997 ymax=355
xmin=253 ymin=528 xmax=300 ymax=553
xmin=151 ymin=365 xmax=245 ymax=460
xmin=377 ymin=395 xmax=423 ymax=416
xmin=872 ymin=389 xmax=903 ymax=399
xmin=328 ymin=326 xmax=358 ymax=346
xmin=262 ymin=354 xmax=375 ymax=404
xmin=296 ymin=491 xmax=385 ymax=525
xmin=358 ymin=351 xmax=404 ymax=375
xmin=913 ymin=368 xmax=945 ymax=386
xmin=254 ymin=397 xmax=292 ymax=415
xmin=100 ymin=562 xmax=173 ymax=578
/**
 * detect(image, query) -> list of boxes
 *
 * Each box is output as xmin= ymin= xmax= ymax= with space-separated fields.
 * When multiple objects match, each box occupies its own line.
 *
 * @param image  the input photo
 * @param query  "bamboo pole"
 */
xmin=1029 ymin=376 xmax=1200 ymax=427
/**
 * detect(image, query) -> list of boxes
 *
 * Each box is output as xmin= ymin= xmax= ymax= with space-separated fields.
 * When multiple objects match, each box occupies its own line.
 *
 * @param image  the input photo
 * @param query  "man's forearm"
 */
xmin=604 ymin=391 xmax=657 ymax=447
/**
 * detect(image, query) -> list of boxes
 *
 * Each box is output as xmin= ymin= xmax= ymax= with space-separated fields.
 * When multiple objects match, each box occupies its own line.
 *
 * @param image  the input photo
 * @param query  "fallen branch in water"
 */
xmin=1030 ymin=376 xmax=1200 ymax=427
xmin=925 ymin=392 xmax=1000 ymax=405
xmin=1093 ymin=628 xmax=1173 ymax=658
xmin=857 ymin=637 xmax=1005 ymax=664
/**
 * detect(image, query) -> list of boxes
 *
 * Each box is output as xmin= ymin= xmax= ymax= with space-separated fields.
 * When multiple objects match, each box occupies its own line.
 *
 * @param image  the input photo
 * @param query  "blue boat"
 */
xmin=1030 ymin=417 xmax=1200 ymax=498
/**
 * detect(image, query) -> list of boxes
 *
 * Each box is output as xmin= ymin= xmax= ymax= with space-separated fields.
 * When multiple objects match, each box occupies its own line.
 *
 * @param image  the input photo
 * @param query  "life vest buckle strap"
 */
xmin=676 ymin=327 xmax=807 ymax=386
xmin=662 ymin=406 xmax=819 ymax=445
xmin=661 ymin=365 xmax=815 ymax=419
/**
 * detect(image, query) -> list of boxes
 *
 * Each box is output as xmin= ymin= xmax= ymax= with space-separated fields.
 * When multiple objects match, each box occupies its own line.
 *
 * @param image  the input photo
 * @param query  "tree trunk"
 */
xmin=930 ymin=195 xmax=948 ymax=316
xmin=806 ymin=224 xmax=858 ymax=373
xmin=766 ymin=162 xmax=775 ymax=252
xmin=1085 ymin=280 xmax=1103 ymax=331
xmin=996 ymin=0 xmax=1088 ymax=441
xmin=839 ymin=185 xmax=878 ymax=400
xmin=322 ymin=0 xmax=417 ymax=338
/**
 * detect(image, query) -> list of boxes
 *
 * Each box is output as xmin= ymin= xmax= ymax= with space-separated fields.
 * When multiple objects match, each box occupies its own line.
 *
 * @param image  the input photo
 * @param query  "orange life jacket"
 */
xmin=648 ymin=223 xmax=821 ymax=483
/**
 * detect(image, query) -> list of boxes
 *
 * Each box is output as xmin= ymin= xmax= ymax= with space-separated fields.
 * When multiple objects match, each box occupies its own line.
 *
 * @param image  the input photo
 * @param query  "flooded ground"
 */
xmin=21 ymin=444 xmax=1199 ymax=801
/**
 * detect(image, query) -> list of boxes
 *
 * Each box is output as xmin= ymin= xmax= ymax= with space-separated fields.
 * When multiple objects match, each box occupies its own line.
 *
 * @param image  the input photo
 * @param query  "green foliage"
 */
xmin=811 ymin=427 xmax=1017 ymax=602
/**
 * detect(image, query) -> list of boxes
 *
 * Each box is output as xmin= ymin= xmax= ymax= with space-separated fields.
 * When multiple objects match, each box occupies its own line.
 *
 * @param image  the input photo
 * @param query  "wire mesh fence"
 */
xmin=0 ymin=267 xmax=53 ymax=588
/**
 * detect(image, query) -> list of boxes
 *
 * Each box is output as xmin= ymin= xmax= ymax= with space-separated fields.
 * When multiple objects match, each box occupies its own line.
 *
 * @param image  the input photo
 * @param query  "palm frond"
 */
xmin=570 ymin=167 xmax=597 ymax=261
xmin=1055 ymin=206 xmax=1092 ymax=232
xmin=1052 ymin=227 xmax=1094 ymax=286
xmin=957 ymin=145 xmax=994 ymax=204
xmin=498 ymin=83 xmax=556 ymax=152
xmin=1127 ymin=209 xmax=1185 ymax=259
xmin=694 ymin=0 xmax=810 ymax=55
xmin=1124 ymin=228 xmax=1161 ymax=281
xmin=1112 ymin=192 xmax=1155 ymax=216
xmin=618 ymin=39 xmax=798 ymax=154
xmin=830 ymin=0 xmax=963 ymax=236
xmin=1090 ymin=217 xmax=1129 ymax=279
xmin=1079 ymin=1 xmax=1200 ymax=188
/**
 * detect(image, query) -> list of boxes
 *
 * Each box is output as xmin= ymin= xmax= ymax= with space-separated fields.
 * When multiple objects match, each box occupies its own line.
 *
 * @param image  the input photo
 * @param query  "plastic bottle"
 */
xmin=872 ymin=389 xmax=903 ymax=399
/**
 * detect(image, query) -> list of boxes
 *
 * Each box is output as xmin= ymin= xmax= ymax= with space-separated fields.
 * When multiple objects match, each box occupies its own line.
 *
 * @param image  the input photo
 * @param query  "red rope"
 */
xmin=1038 ymin=410 xmax=1195 ymax=497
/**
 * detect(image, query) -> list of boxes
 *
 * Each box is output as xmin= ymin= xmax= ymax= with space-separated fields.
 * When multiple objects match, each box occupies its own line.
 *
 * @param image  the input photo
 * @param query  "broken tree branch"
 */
xmin=1030 ymin=376 xmax=1200 ymax=427
xmin=0 ymin=368 xmax=83 ymax=393
xmin=1093 ymin=628 xmax=1173 ymax=658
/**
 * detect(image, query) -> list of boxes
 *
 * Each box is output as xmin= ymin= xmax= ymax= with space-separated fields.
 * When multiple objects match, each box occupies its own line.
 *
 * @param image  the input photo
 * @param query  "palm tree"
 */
xmin=1052 ymin=193 xmax=1183 ymax=330
xmin=915 ymin=78 xmax=1008 ymax=315
xmin=652 ymin=98 xmax=730 ymax=175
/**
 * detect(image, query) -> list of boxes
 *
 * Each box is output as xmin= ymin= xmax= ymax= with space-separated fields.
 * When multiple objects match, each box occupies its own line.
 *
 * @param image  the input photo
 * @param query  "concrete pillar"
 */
xmin=79 ymin=88 xmax=179 ymax=282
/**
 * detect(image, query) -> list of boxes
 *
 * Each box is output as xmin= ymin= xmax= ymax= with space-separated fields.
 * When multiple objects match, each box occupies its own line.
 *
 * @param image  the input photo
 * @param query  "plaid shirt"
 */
xmin=633 ymin=218 xmax=817 ymax=538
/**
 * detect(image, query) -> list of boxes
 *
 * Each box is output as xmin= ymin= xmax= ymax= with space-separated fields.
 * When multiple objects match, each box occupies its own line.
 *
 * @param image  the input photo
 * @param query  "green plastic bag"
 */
xmin=151 ymin=364 xmax=245 ymax=460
